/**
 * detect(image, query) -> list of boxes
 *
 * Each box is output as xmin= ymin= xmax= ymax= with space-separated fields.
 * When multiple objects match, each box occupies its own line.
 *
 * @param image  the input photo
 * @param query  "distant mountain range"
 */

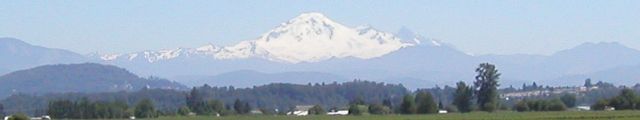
xmin=2 ymin=12 xmax=640 ymax=90
xmin=0 ymin=38 xmax=87 ymax=74
xmin=0 ymin=63 xmax=187 ymax=97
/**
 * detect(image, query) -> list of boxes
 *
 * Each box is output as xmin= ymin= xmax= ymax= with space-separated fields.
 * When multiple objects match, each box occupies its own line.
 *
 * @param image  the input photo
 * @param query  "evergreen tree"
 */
xmin=415 ymin=92 xmax=438 ymax=114
xmin=474 ymin=63 xmax=501 ymax=112
xmin=400 ymin=95 xmax=416 ymax=114
xmin=382 ymin=99 xmax=393 ymax=109
xmin=233 ymin=99 xmax=251 ymax=114
xmin=186 ymin=87 xmax=206 ymax=114
xmin=453 ymin=81 xmax=473 ymax=113
xmin=134 ymin=99 xmax=157 ymax=118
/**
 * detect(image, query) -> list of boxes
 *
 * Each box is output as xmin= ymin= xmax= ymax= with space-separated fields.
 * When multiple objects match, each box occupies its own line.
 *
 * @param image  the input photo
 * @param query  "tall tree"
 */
xmin=453 ymin=81 xmax=473 ymax=113
xmin=186 ymin=87 xmax=206 ymax=114
xmin=134 ymin=99 xmax=157 ymax=118
xmin=415 ymin=92 xmax=438 ymax=114
xmin=474 ymin=63 xmax=501 ymax=112
xmin=400 ymin=95 xmax=417 ymax=114
xmin=382 ymin=99 xmax=393 ymax=109
xmin=233 ymin=99 xmax=251 ymax=114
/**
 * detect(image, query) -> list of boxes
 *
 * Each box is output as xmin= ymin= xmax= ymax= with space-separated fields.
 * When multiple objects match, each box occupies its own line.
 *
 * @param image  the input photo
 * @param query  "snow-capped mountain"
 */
xmin=74 ymin=12 xmax=640 ymax=88
xmin=5 ymin=12 xmax=640 ymax=90
xmin=100 ymin=13 xmax=441 ymax=63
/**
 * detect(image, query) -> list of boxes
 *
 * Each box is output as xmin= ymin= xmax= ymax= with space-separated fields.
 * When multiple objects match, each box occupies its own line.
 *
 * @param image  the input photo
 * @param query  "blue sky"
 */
xmin=1 ymin=0 xmax=639 ymax=55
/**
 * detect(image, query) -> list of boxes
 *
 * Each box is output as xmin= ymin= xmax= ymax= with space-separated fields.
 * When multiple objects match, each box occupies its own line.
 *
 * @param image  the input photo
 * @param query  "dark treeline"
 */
xmin=591 ymin=88 xmax=640 ymax=111
xmin=47 ymin=98 xmax=129 ymax=119
xmin=47 ymin=98 xmax=159 ymax=119
xmin=0 ymin=89 xmax=185 ymax=116
xmin=0 ymin=80 xmax=409 ymax=116
xmin=188 ymin=80 xmax=408 ymax=112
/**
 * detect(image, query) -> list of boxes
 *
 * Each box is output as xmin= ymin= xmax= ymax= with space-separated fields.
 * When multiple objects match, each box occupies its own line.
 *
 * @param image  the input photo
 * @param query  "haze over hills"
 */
xmin=0 ymin=63 xmax=187 ymax=98
xmin=0 ymin=37 xmax=87 ymax=75
xmin=2 ymin=13 xmax=640 ymax=89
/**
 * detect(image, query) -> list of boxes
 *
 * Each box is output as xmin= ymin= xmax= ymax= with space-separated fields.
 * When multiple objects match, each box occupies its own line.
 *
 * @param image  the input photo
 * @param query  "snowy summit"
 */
xmin=100 ymin=12 xmax=433 ymax=63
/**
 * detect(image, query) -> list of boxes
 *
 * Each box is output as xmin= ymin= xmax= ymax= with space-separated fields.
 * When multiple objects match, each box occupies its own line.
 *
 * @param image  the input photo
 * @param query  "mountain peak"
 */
xmin=553 ymin=41 xmax=639 ymax=57
xmin=0 ymin=37 xmax=31 ymax=47
xmin=577 ymin=42 xmax=624 ymax=48
xmin=98 ymin=12 xmax=415 ymax=63
xmin=288 ymin=12 xmax=331 ymax=22
xmin=246 ymin=13 xmax=412 ymax=63
xmin=395 ymin=27 xmax=445 ymax=47
xmin=566 ymin=42 xmax=632 ymax=52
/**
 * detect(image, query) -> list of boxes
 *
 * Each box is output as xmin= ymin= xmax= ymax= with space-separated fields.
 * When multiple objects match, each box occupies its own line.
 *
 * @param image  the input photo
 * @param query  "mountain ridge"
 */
xmin=0 ymin=63 xmax=187 ymax=97
xmin=98 ymin=12 xmax=443 ymax=64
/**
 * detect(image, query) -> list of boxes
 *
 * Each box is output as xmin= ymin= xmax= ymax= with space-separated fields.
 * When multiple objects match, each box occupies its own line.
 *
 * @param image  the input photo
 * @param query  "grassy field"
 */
xmin=152 ymin=111 xmax=640 ymax=120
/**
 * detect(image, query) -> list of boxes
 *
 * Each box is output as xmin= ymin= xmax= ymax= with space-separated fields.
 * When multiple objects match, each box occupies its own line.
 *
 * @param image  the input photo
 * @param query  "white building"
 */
xmin=327 ymin=110 xmax=349 ymax=115
xmin=287 ymin=105 xmax=314 ymax=116
xmin=438 ymin=110 xmax=448 ymax=114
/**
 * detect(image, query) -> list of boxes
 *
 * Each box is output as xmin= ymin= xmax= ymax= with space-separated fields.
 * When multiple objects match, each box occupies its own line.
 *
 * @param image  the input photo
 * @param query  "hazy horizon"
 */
xmin=1 ymin=1 xmax=639 ymax=55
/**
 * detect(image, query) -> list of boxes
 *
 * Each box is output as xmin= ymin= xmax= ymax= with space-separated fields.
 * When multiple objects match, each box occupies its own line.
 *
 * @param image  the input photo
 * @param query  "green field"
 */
xmin=152 ymin=111 xmax=640 ymax=120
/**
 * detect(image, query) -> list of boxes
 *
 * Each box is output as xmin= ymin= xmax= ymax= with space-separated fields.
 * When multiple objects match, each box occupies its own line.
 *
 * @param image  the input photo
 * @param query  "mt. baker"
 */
xmin=101 ymin=13 xmax=432 ymax=63
xmin=3 ymin=13 xmax=640 ymax=89
xmin=88 ymin=12 xmax=640 ymax=88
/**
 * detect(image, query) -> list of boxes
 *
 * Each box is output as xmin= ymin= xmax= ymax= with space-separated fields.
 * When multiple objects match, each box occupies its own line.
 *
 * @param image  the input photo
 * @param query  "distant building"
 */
xmin=250 ymin=109 xmax=263 ymax=114
xmin=30 ymin=115 xmax=51 ymax=120
xmin=327 ymin=109 xmax=349 ymax=115
xmin=605 ymin=106 xmax=615 ymax=111
xmin=501 ymin=86 xmax=599 ymax=99
xmin=576 ymin=106 xmax=591 ymax=111
xmin=438 ymin=110 xmax=448 ymax=114
xmin=287 ymin=105 xmax=314 ymax=116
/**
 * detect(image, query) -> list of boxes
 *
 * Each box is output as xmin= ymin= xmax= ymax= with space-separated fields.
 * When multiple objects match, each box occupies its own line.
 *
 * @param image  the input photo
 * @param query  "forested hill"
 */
xmin=0 ymin=80 xmax=409 ymax=115
xmin=0 ymin=63 xmax=187 ymax=98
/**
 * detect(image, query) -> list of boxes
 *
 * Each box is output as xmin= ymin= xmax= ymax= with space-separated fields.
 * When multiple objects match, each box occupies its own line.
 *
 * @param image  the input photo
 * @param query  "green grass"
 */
xmin=150 ymin=111 xmax=640 ymax=120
